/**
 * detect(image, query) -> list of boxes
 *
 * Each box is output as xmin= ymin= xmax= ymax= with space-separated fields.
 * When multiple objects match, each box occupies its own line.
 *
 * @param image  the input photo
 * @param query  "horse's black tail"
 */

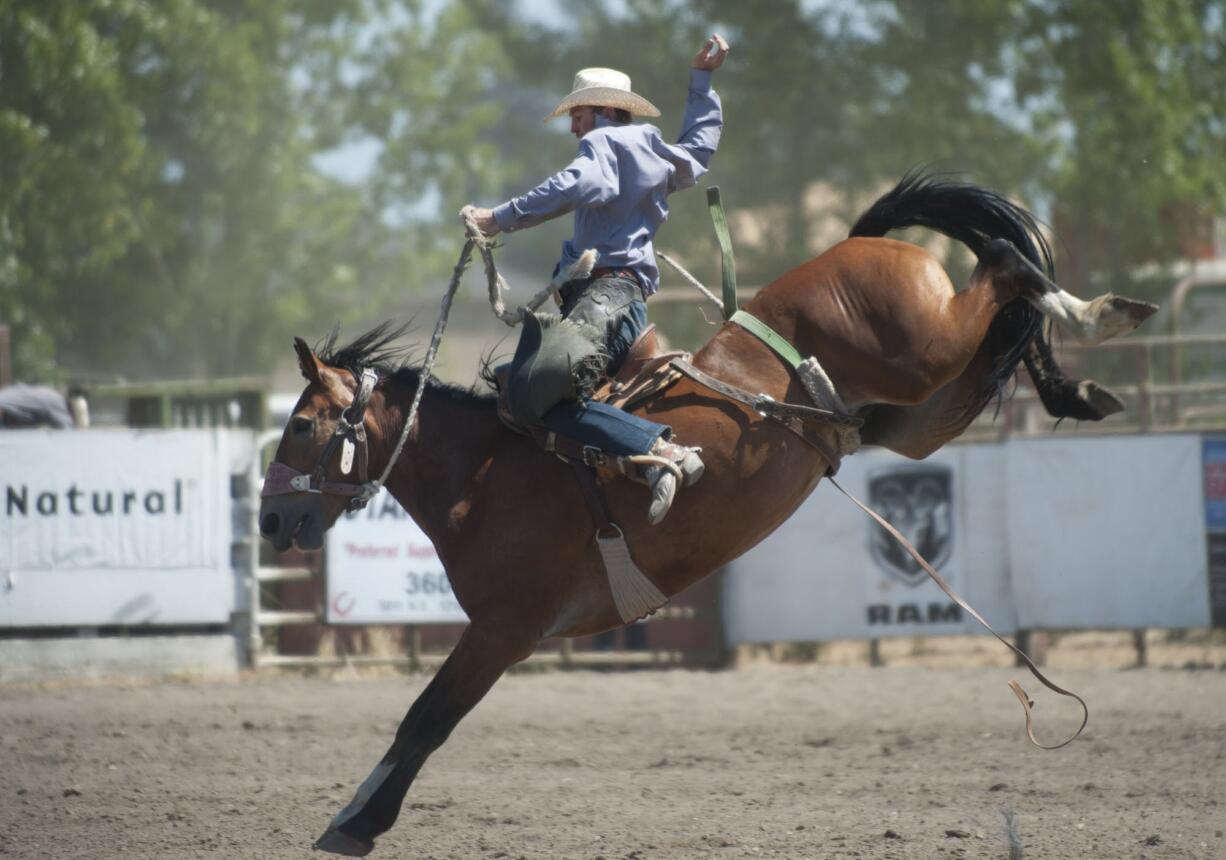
xmin=848 ymin=170 xmax=1054 ymax=413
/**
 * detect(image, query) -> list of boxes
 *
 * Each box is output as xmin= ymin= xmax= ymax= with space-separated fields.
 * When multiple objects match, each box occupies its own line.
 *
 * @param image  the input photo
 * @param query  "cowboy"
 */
xmin=471 ymin=34 xmax=729 ymax=524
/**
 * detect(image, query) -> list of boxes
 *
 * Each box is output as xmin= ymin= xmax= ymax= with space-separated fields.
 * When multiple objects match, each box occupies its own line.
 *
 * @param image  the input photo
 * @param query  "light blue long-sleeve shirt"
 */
xmin=492 ymin=69 xmax=723 ymax=296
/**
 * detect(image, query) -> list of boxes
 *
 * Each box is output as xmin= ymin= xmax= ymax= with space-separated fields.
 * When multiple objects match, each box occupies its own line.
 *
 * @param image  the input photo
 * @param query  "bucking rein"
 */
xmin=341 ymin=196 xmax=1087 ymax=752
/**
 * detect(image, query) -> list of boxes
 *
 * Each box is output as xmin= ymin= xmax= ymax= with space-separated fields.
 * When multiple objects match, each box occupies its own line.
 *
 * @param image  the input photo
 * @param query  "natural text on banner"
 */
xmin=0 ymin=429 xmax=234 ymax=626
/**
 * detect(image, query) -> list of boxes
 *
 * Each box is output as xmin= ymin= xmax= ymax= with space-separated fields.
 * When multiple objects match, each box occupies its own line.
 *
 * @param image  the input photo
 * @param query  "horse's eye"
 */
xmin=290 ymin=416 xmax=314 ymax=437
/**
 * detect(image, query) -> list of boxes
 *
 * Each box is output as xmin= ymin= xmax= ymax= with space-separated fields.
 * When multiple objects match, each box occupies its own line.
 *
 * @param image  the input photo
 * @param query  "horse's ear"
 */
xmin=293 ymin=337 xmax=323 ymax=384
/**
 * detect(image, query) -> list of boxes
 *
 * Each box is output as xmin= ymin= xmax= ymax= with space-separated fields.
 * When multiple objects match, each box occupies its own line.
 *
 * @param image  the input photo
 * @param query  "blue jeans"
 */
xmin=542 ymin=399 xmax=667 ymax=457
xmin=606 ymin=299 xmax=647 ymax=375
xmin=541 ymin=274 xmax=666 ymax=457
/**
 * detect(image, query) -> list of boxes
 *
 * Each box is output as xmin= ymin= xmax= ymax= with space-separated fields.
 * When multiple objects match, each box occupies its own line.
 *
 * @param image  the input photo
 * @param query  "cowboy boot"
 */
xmin=642 ymin=437 xmax=704 ymax=524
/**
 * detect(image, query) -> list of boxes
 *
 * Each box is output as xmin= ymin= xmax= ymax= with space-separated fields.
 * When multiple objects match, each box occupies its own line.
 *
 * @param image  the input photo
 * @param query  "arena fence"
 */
xmin=89 ymin=377 xmax=268 ymax=430
xmin=4 ymin=315 xmax=1224 ymax=679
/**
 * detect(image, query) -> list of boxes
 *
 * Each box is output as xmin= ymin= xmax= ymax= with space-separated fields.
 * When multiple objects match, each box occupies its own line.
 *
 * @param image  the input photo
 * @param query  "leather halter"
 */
xmin=261 ymin=367 xmax=381 ymax=512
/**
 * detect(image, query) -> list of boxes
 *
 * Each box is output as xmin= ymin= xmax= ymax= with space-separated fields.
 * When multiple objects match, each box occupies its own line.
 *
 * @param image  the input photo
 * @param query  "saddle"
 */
xmin=496 ymin=319 xmax=861 ymax=474
xmin=495 ymin=323 xmax=689 ymax=472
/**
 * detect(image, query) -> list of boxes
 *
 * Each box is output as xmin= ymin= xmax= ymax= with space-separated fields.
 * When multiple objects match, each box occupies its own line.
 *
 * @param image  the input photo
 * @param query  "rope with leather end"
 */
xmin=353 ymin=217 xmax=478 ymax=505
xmin=830 ymin=477 xmax=1089 ymax=750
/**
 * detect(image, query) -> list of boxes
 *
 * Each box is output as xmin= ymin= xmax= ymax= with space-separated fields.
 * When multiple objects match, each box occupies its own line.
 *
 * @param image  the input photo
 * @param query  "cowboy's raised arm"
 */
xmin=675 ymin=34 xmax=728 ymax=170
xmin=655 ymin=33 xmax=727 ymax=195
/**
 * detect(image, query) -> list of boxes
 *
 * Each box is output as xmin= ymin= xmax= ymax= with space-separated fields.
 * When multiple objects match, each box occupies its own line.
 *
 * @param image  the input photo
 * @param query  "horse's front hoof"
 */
xmin=314 ymin=826 xmax=375 ymax=857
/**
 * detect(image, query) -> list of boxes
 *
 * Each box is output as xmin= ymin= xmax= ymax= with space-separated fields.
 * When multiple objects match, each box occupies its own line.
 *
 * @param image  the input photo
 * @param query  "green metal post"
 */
xmin=706 ymin=186 xmax=738 ymax=319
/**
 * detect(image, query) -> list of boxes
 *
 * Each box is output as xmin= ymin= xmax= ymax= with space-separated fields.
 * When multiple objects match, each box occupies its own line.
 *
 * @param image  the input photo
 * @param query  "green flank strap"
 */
xmin=729 ymin=310 xmax=804 ymax=369
xmin=706 ymin=186 xmax=739 ymax=320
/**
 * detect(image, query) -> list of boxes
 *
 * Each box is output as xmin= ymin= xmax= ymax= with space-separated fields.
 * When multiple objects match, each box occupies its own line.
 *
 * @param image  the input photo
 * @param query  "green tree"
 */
xmin=1021 ymin=0 xmax=1226 ymax=292
xmin=0 ymin=0 xmax=518 ymax=382
xmin=6 ymin=0 xmax=1221 ymax=385
xmin=329 ymin=0 xmax=520 ymax=290
xmin=0 ymin=0 xmax=377 ymax=379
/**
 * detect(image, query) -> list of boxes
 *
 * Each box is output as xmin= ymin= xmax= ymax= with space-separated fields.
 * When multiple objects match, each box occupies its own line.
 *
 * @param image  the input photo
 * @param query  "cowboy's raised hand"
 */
xmin=692 ymin=33 xmax=729 ymax=71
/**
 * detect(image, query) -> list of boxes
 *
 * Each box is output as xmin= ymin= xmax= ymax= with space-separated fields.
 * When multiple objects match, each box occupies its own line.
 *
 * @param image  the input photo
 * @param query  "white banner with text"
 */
xmin=325 ymin=488 xmax=467 ymax=625
xmin=0 ymin=429 xmax=242 ymax=626
xmin=724 ymin=433 xmax=1210 ymax=642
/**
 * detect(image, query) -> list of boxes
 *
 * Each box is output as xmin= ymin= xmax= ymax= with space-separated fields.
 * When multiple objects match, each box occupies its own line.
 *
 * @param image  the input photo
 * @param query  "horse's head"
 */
xmin=258 ymin=337 xmax=381 ymax=551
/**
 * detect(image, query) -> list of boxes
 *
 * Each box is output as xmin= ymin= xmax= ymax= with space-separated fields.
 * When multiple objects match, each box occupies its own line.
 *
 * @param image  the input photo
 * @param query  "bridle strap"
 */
xmin=262 ymin=367 xmax=382 ymax=510
xmin=265 ymin=209 xmax=481 ymax=511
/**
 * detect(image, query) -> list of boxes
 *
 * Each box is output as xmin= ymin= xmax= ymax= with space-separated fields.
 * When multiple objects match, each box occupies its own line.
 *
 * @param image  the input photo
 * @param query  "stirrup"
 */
xmin=644 ymin=465 xmax=678 ymax=525
xmin=635 ymin=438 xmax=705 ymax=524
xmin=649 ymin=437 xmax=704 ymax=486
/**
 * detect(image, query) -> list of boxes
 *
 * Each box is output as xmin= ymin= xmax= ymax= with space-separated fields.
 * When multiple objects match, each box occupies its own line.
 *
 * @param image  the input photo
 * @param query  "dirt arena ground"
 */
xmin=2 ymin=652 xmax=1224 ymax=860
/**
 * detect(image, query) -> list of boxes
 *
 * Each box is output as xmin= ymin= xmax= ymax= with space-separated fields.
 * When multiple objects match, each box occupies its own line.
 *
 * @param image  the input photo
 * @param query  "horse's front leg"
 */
xmin=315 ymin=622 xmax=538 ymax=857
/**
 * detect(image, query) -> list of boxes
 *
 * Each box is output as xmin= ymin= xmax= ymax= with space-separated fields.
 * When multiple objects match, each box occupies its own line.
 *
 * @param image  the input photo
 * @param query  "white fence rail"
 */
xmin=3 ymin=402 xmax=1223 ymax=679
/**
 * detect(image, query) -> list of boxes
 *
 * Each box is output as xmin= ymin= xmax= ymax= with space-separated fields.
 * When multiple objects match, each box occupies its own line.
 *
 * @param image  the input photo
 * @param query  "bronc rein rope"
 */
xmin=352 ymin=207 xmax=595 ymax=507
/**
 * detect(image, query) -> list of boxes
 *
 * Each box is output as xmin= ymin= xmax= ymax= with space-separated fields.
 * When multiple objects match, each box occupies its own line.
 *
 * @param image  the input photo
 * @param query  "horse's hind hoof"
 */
xmin=1082 ymin=294 xmax=1159 ymax=344
xmin=1036 ymin=378 xmax=1124 ymax=422
xmin=1109 ymin=295 xmax=1158 ymax=324
xmin=314 ymin=826 xmax=374 ymax=857
xmin=1076 ymin=380 xmax=1125 ymax=420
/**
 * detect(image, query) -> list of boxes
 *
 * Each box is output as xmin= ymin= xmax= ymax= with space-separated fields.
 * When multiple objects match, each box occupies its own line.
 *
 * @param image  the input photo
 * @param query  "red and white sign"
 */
xmin=325 ymin=489 xmax=468 ymax=625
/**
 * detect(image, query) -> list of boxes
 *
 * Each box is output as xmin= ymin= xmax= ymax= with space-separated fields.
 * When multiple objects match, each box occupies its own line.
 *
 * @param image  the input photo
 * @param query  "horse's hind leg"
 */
xmin=974 ymin=239 xmax=1156 ymax=421
xmin=1022 ymin=336 xmax=1127 ymax=421
xmin=979 ymin=239 xmax=1157 ymax=345
xmin=314 ymin=623 xmax=537 ymax=857
xmin=860 ymin=344 xmax=995 ymax=459
xmin=858 ymin=239 xmax=1156 ymax=449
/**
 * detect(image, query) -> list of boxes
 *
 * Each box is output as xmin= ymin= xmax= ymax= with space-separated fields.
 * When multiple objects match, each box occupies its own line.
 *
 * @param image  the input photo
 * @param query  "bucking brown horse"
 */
xmin=258 ymin=173 xmax=1155 ymax=856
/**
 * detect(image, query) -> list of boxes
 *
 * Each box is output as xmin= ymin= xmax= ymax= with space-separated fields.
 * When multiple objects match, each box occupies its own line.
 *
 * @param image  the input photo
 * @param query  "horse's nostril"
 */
xmin=260 ymin=512 xmax=281 ymax=536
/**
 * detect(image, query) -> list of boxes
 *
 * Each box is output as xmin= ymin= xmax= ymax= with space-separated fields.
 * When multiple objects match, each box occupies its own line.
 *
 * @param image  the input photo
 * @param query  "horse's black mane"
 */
xmin=314 ymin=321 xmax=496 ymax=407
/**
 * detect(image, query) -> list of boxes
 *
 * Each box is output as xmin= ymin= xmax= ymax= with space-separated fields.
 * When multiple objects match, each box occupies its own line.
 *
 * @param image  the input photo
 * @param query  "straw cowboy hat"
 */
xmin=546 ymin=67 xmax=661 ymax=120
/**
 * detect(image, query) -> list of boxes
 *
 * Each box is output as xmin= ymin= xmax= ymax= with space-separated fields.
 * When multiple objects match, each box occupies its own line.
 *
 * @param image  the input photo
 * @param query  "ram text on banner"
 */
xmin=0 ymin=429 xmax=233 ymax=626
xmin=723 ymin=435 xmax=1211 ymax=645
xmin=326 ymin=487 xmax=468 ymax=625
xmin=724 ymin=444 xmax=1015 ymax=643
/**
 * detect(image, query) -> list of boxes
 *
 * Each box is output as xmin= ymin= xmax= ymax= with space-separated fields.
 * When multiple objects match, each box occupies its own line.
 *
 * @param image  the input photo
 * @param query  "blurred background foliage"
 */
xmin=1 ymin=0 xmax=1223 ymax=382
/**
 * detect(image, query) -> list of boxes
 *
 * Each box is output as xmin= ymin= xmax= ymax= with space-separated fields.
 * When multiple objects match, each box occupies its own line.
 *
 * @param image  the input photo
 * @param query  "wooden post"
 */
xmin=868 ymin=638 xmax=883 ymax=667
xmin=1015 ymin=628 xmax=1030 ymax=664
xmin=408 ymin=625 xmax=422 ymax=672
xmin=1015 ymin=629 xmax=1048 ymax=667
xmin=1135 ymin=345 xmax=1151 ymax=432
xmin=1133 ymin=629 xmax=1148 ymax=668
xmin=0 ymin=324 xmax=11 ymax=387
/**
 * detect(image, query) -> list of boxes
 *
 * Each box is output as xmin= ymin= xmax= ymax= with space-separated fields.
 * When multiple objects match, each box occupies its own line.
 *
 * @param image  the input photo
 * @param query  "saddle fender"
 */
xmin=506 ymin=311 xmax=606 ymax=428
